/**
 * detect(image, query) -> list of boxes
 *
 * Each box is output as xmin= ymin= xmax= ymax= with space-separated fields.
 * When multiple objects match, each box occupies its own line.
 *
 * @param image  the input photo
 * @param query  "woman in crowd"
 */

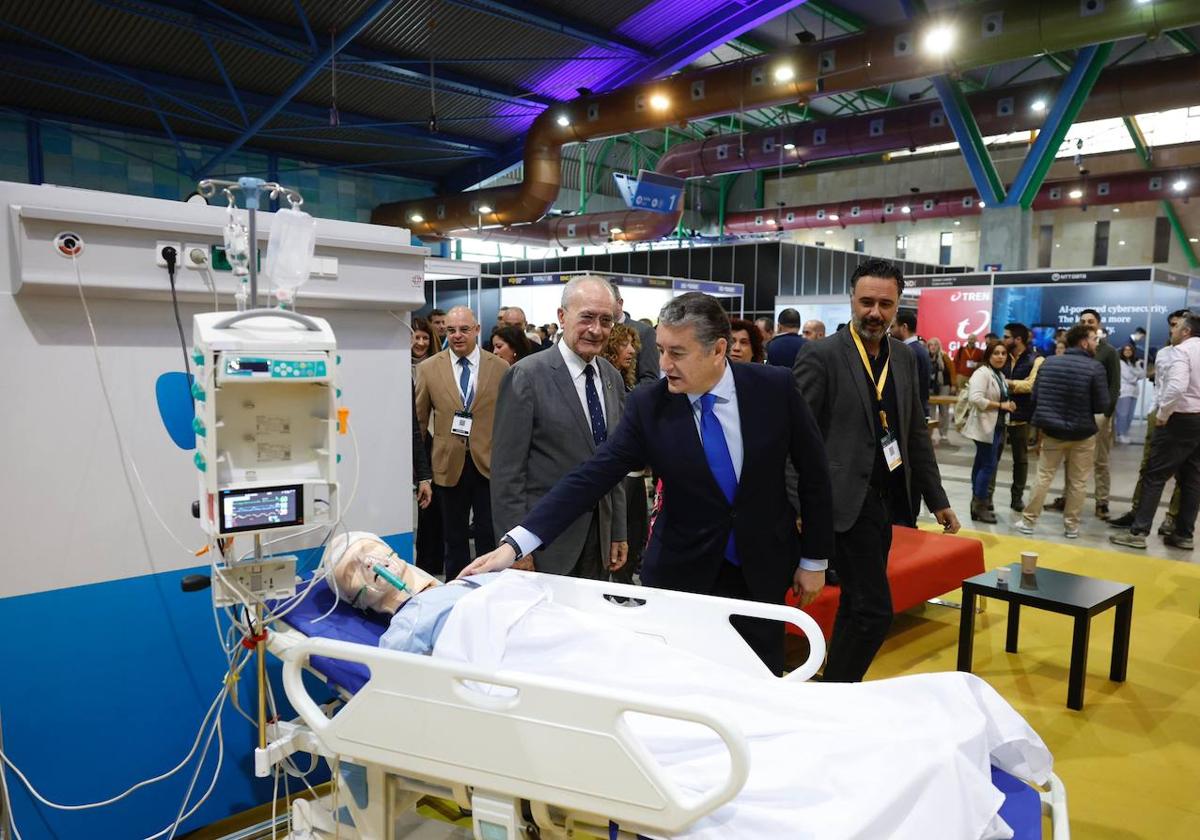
xmin=1115 ymin=343 xmax=1145 ymax=444
xmin=410 ymin=316 xmax=442 ymax=575
xmin=963 ymin=340 xmax=1016 ymax=523
xmin=489 ymin=325 xmax=534 ymax=366
xmin=602 ymin=324 xmax=649 ymax=584
xmin=728 ymin=317 xmax=765 ymax=364
xmin=411 ymin=316 xmax=435 ymax=369
xmin=927 ymin=337 xmax=955 ymax=444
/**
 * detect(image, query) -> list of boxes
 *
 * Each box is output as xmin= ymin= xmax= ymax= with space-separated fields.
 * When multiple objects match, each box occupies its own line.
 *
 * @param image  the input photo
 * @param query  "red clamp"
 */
xmin=241 ymin=629 xmax=269 ymax=650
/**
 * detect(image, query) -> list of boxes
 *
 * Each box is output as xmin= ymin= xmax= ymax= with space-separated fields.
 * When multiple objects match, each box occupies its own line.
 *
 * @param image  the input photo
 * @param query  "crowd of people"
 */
xmin=406 ymin=261 xmax=1200 ymax=681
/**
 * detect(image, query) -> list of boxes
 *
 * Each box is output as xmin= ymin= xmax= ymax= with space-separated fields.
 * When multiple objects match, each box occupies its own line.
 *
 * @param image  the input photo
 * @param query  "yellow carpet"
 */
xmin=870 ymin=526 xmax=1200 ymax=839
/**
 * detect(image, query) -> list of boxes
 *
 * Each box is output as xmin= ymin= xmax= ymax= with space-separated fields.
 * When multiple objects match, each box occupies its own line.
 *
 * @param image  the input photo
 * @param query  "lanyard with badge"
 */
xmin=850 ymin=328 xmax=903 ymax=472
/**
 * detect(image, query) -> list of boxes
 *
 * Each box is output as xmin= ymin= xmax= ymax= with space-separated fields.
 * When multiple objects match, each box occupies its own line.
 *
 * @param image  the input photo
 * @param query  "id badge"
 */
xmin=451 ymin=411 xmax=473 ymax=437
xmin=881 ymin=432 xmax=903 ymax=472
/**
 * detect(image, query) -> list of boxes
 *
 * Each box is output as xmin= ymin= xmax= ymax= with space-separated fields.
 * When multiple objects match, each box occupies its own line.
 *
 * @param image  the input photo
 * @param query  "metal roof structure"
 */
xmin=0 ymin=0 xmax=1197 ymax=198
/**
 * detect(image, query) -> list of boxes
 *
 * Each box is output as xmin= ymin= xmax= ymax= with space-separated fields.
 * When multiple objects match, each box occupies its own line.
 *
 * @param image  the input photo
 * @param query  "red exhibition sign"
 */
xmin=917 ymin=287 xmax=992 ymax=354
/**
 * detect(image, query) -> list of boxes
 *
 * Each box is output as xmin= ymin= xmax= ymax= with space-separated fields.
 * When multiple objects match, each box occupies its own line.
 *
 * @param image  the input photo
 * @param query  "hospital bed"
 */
xmin=264 ymin=574 xmax=1068 ymax=840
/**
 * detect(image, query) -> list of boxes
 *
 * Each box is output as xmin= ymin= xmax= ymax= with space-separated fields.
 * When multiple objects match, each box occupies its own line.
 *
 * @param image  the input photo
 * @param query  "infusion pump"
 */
xmin=190 ymin=310 xmax=339 ymax=540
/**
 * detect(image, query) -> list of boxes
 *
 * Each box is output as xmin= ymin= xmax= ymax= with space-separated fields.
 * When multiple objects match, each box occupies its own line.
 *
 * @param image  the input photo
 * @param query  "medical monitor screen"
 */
xmin=220 ymin=485 xmax=302 ymax=533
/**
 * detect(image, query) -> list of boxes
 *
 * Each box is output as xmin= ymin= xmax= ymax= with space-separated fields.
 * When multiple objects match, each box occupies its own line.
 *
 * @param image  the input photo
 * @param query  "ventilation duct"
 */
xmin=723 ymin=167 xmax=1199 ymax=235
xmin=374 ymin=0 xmax=1200 ymax=238
xmin=659 ymin=54 xmax=1200 ymax=180
xmin=458 ymin=208 xmax=683 ymax=248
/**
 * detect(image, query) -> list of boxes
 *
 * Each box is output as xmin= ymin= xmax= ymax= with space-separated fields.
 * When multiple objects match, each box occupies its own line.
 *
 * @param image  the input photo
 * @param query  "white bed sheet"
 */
xmin=426 ymin=572 xmax=1052 ymax=840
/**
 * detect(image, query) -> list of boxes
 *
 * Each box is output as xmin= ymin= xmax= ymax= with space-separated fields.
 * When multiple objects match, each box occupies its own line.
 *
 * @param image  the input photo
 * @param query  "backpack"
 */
xmin=953 ymin=388 xmax=973 ymax=432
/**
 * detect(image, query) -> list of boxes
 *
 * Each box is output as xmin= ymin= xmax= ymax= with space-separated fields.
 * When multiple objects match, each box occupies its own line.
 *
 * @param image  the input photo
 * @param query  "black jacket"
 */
xmin=1030 ymin=348 xmax=1110 ymax=440
xmin=1008 ymin=347 xmax=1038 ymax=424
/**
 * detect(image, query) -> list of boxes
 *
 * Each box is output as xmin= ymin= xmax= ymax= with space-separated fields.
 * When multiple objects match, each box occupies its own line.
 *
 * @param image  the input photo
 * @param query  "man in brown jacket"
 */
xmin=415 ymin=305 xmax=509 ymax=578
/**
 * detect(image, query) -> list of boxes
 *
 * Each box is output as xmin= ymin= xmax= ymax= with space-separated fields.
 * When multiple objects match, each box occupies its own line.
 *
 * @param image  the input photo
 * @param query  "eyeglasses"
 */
xmin=573 ymin=312 xmax=615 ymax=328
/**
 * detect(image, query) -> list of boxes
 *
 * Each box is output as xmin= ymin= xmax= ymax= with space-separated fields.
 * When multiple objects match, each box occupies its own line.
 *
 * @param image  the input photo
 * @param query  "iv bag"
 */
xmin=264 ymin=207 xmax=317 ymax=299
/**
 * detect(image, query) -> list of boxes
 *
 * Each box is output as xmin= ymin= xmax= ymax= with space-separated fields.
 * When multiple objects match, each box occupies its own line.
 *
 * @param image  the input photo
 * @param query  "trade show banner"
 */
xmin=991 ymin=279 xmax=1184 ymax=351
xmin=916 ymin=286 xmax=993 ymax=355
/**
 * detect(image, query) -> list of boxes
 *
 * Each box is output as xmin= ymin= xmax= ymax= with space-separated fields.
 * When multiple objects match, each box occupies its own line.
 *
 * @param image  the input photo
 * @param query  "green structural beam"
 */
xmin=1124 ymin=116 xmax=1199 ymax=269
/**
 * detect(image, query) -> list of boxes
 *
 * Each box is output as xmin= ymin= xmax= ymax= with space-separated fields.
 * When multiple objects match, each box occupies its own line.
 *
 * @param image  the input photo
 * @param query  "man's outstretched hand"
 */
xmin=458 ymin=542 xmax=518 ymax=578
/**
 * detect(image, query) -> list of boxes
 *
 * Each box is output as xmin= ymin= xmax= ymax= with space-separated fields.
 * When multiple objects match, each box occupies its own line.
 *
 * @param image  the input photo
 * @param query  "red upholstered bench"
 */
xmin=784 ymin=526 xmax=985 ymax=640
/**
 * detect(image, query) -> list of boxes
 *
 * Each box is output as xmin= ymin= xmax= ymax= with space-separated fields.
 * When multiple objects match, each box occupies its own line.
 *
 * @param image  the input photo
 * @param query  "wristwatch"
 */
xmin=500 ymin=534 xmax=524 ymax=561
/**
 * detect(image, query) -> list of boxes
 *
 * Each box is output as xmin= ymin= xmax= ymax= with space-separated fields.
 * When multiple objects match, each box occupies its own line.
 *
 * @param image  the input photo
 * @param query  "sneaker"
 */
xmin=1163 ymin=534 xmax=1194 ymax=550
xmin=1015 ymin=521 xmax=1035 ymax=535
xmin=1047 ymin=496 xmax=1066 ymax=512
xmin=1158 ymin=516 xmax=1176 ymax=537
xmin=1109 ymin=531 xmax=1148 ymax=549
xmin=1095 ymin=504 xmax=1110 ymax=521
xmin=1109 ymin=511 xmax=1135 ymax=528
xmin=1064 ymin=528 xmax=1080 ymax=539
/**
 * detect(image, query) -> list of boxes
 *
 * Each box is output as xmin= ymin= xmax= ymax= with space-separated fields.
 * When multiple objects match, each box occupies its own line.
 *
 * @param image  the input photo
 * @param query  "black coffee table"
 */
xmin=957 ymin=564 xmax=1134 ymax=710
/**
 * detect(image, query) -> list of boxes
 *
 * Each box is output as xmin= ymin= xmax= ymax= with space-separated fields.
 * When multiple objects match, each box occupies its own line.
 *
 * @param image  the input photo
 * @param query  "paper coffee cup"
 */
xmin=996 ymin=566 xmax=1012 ymax=587
xmin=1020 ymin=551 xmax=1038 ymax=575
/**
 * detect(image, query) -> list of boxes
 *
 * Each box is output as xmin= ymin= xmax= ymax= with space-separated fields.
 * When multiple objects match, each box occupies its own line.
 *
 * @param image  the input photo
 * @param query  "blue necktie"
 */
xmin=700 ymin=393 xmax=739 ymax=565
xmin=583 ymin=364 xmax=607 ymax=446
xmin=458 ymin=356 xmax=472 ymax=409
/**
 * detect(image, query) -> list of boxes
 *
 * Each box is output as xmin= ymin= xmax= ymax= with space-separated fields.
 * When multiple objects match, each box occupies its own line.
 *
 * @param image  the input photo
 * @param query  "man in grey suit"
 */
xmin=613 ymin=284 xmax=660 ymax=385
xmin=793 ymin=258 xmax=960 ymax=682
xmin=491 ymin=276 xmax=628 ymax=578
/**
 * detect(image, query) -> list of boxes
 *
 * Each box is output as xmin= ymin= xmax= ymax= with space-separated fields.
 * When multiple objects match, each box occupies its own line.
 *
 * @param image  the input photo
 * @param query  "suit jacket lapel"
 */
xmin=730 ymin=364 xmax=754 ymax=502
xmin=475 ymin=351 xmax=496 ymax=405
xmin=666 ymin=390 xmax=727 ymax=501
xmin=600 ymin=364 xmax=622 ymax=432
xmin=888 ymin=337 xmax=911 ymax=436
xmin=440 ymin=350 xmax=465 ymax=412
xmin=548 ymin=350 xmax=596 ymax=451
xmin=839 ymin=329 xmax=876 ymax=432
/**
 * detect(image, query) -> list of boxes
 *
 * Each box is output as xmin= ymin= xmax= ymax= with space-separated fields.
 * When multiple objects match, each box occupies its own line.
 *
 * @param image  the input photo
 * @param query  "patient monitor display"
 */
xmin=219 ymin=485 xmax=302 ymax=533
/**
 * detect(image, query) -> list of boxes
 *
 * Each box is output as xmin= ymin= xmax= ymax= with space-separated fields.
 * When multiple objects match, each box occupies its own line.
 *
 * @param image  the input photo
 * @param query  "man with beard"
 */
xmin=793 ymin=258 xmax=959 ymax=682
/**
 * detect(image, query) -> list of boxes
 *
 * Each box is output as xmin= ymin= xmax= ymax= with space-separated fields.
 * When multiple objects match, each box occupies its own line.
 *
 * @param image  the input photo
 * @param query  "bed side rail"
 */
xmin=280 ymin=637 xmax=750 ymax=836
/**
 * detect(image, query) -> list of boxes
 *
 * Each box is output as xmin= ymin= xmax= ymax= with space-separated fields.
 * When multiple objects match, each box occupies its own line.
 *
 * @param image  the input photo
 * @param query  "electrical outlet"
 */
xmin=183 ymin=243 xmax=209 ymax=269
xmin=155 ymin=240 xmax=182 ymax=267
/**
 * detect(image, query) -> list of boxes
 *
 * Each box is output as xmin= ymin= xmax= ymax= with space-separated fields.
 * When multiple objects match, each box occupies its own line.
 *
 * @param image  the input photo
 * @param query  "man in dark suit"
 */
xmin=890 ymin=310 xmax=931 ymax=421
xmin=793 ymin=258 xmax=960 ymax=683
xmin=465 ymin=293 xmax=835 ymax=675
xmin=766 ymin=308 xmax=806 ymax=367
xmin=613 ymin=284 xmax=660 ymax=385
xmin=490 ymin=276 xmax=628 ymax=579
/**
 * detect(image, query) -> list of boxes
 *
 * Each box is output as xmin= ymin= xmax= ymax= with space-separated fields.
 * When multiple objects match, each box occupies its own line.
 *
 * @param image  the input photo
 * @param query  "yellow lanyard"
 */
xmin=850 ymin=328 xmax=890 ymax=432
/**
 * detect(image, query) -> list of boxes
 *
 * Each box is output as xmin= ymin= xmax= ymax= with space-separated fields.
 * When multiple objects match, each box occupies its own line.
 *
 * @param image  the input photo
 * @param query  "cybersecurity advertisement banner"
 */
xmin=915 ymin=286 xmax=993 ymax=355
xmin=991 ymin=281 xmax=1186 ymax=350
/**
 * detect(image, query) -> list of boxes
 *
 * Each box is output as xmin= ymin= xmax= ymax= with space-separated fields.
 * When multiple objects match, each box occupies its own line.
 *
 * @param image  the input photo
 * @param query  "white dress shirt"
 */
xmin=558 ymin=337 xmax=607 ymax=426
xmin=449 ymin=344 xmax=481 ymax=407
xmin=508 ymin=360 xmax=825 ymax=571
xmin=1158 ymin=336 xmax=1200 ymax=421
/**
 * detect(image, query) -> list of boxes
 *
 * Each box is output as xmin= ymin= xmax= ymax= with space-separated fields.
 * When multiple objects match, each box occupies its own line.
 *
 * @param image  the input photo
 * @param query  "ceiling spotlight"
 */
xmin=783 ymin=142 xmax=796 ymax=151
xmin=611 ymin=226 xmax=623 ymax=234
xmin=829 ymin=213 xmax=839 ymax=221
xmin=1118 ymin=240 xmax=1126 ymax=246
xmin=1031 ymin=99 xmax=1047 ymax=113
xmin=410 ymin=213 xmax=424 ymax=223
xmin=1112 ymin=207 xmax=1120 ymax=213
xmin=556 ymin=114 xmax=571 ymax=127
xmin=900 ymin=205 xmax=912 ymax=214
xmin=1172 ymin=179 xmax=1188 ymax=192
xmin=1068 ymin=189 xmax=1083 ymax=199
xmin=923 ymin=25 xmax=955 ymax=56
xmin=954 ymin=220 xmax=961 ymax=226
xmin=1191 ymin=237 xmax=1199 ymax=243
xmin=978 ymin=200 xmax=986 ymax=208
xmin=774 ymin=65 xmax=795 ymax=83
xmin=824 ymin=229 xmax=833 ymax=235
xmin=649 ymin=94 xmax=670 ymax=111
xmin=477 ymin=204 xmax=492 ymax=215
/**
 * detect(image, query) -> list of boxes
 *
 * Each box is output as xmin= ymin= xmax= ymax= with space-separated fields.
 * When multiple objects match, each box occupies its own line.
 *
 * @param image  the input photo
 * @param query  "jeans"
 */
xmin=971 ymin=423 xmax=1005 ymax=500
xmin=1115 ymin=396 xmax=1137 ymax=439
xmin=987 ymin=423 xmax=1030 ymax=504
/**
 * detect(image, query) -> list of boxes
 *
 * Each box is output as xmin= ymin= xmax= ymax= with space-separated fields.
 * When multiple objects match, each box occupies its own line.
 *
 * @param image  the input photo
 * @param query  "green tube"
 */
xmin=372 ymin=563 xmax=409 ymax=593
